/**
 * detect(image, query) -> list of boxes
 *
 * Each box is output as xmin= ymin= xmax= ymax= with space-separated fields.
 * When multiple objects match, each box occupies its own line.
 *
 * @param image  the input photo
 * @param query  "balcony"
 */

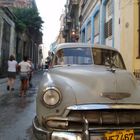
xmin=66 ymin=15 xmax=72 ymax=23
xmin=64 ymin=15 xmax=72 ymax=24
xmin=62 ymin=31 xmax=67 ymax=38
xmin=64 ymin=25 xmax=69 ymax=31
xmin=71 ymin=0 xmax=78 ymax=5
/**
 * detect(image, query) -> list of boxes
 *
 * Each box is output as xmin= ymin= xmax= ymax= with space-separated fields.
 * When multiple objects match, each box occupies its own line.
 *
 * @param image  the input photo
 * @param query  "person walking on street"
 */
xmin=7 ymin=55 xmax=18 ymax=91
xmin=18 ymin=56 xmax=31 ymax=97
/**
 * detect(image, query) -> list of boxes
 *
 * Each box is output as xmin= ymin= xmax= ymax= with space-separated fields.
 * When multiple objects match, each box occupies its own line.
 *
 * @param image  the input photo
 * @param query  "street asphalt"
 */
xmin=0 ymin=75 xmax=20 ymax=98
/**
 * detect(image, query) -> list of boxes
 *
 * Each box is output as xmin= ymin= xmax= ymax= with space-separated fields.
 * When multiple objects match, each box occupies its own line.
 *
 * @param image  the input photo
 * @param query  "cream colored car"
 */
xmin=33 ymin=43 xmax=140 ymax=140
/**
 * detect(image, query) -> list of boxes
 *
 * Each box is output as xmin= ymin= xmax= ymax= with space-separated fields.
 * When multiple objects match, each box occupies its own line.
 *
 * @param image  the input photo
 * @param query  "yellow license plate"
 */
xmin=104 ymin=129 xmax=134 ymax=140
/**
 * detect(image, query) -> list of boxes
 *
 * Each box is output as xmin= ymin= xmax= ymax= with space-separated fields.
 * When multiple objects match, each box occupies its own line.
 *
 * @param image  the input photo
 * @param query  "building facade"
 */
xmin=79 ymin=0 xmax=114 ymax=47
xmin=0 ymin=0 xmax=42 ymax=77
xmin=118 ymin=0 xmax=140 ymax=75
xmin=56 ymin=13 xmax=65 ymax=44
xmin=0 ymin=8 xmax=16 ymax=77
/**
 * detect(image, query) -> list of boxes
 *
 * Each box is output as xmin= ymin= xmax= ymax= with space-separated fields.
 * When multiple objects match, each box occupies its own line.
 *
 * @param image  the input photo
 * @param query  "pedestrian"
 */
xmin=7 ymin=55 xmax=18 ymax=91
xmin=18 ymin=56 xmax=31 ymax=97
xmin=27 ymin=58 xmax=34 ymax=87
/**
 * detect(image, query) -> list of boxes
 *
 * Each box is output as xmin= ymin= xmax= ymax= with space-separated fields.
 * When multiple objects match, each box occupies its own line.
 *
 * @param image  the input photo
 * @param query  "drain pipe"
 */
xmin=138 ymin=0 xmax=140 ymax=57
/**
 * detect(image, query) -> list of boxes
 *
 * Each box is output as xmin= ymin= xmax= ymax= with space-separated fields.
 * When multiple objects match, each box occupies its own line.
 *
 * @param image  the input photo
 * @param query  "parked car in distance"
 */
xmin=33 ymin=43 xmax=140 ymax=140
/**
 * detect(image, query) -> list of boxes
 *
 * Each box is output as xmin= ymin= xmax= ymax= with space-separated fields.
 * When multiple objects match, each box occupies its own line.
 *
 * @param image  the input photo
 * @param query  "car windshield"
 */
xmin=53 ymin=47 xmax=125 ymax=69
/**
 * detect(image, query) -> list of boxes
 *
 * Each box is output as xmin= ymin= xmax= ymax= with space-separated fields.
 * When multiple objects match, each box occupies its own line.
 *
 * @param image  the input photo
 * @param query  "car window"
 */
xmin=92 ymin=48 xmax=126 ymax=69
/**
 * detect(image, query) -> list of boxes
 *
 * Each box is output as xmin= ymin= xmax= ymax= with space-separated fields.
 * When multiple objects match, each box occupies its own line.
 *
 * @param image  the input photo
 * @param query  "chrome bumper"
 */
xmin=32 ymin=116 xmax=51 ymax=140
xmin=33 ymin=116 xmax=140 ymax=140
xmin=32 ymin=116 xmax=82 ymax=140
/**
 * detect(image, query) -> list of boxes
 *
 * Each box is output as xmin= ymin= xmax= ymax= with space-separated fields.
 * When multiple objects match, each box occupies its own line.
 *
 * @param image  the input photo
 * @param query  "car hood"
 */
xmin=49 ymin=65 xmax=140 ymax=104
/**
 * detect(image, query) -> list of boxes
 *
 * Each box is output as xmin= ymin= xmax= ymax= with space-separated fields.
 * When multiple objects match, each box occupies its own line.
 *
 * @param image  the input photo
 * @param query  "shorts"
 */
xmin=20 ymin=72 xmax=29 ymax=80
xmin=7 ymin=72 xmax=16 ymax=79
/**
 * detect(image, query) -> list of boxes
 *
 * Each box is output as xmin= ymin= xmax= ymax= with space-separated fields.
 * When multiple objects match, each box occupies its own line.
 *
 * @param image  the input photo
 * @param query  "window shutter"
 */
xmin=108 ymin=18 xmax=112 ymax=36
xmin=104 ymin=22 xmax=108 ymax=38
xmin=104 ymin=18 xmax=112 ymax=38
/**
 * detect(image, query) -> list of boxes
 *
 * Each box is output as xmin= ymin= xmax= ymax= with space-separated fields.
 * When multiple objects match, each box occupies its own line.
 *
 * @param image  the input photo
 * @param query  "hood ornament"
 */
xmin=107 ymin=67 xmax=116 ymax=73
xmin=101 ymin=92 xmax=131 ymax=100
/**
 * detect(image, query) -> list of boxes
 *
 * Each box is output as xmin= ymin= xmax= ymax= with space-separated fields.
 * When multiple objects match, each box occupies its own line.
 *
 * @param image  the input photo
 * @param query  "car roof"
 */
xmin=54 ymin=43 xmax=117 ymax=53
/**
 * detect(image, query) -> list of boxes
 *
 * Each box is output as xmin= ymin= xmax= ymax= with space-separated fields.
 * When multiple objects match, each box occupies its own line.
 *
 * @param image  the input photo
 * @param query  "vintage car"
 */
xmin=33 ymin=43 xmax=140 ymax=140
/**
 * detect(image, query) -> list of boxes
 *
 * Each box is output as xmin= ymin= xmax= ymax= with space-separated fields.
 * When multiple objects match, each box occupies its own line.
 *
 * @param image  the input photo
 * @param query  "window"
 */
xmin=106 ymin=0 xmax=112 ymax=21
xmin=104 ymin=0 xmax=112 ymax=39
xmin=81 ymin=29 xmax=85 ymax=42
xmin=87 ymin=21 xmax=91 ymax=41
xmin=94 ymin=12 xmax=99 ymax=36
xmin=107 ymin=0 xmax=112 ymax=17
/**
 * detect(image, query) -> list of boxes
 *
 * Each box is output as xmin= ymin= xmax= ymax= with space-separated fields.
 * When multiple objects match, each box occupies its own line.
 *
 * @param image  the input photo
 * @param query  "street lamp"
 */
xmin=71 ymin=29 xmax=76 ymax=36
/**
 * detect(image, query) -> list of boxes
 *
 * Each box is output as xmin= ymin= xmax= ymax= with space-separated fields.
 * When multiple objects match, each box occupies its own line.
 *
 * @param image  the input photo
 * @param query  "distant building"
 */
xmin=0 ymin=0 xmax=14 ymax=7
xmin=62 ymin=0 xmax=80 ymax=42
xmin=0 ymin=0 xmax=33 ymax=8
xmin=14 ymin=0 xmax=32 ymax=8
xmin=56 ymin=13 xmax=65 ymax=44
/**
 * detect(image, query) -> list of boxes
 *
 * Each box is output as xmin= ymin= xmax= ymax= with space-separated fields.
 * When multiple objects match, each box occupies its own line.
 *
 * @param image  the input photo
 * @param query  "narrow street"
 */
xmin=0 ymin=70 xmax=44 ymax=140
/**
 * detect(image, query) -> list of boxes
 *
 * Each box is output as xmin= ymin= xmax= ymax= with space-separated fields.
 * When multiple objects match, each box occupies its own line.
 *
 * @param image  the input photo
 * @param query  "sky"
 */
xmin=35 ymin=0 xmax=66 ymax=57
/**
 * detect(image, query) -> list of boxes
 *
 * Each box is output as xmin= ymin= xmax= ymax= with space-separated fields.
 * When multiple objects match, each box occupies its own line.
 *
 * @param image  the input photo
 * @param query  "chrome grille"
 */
xmin=46 ymin=110 xmax=140 ymax=130
xmin=67 ymin=110 xmax=140 ymax=127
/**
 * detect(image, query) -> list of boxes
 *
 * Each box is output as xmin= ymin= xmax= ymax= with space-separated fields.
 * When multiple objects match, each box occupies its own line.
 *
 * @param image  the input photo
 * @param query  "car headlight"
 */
xmin=43 ymin=87 xmax=62 ymax=108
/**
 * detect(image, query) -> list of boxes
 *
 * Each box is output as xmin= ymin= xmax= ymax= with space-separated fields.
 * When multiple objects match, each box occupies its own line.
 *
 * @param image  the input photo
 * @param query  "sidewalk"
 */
xmin=0 ymin=77 xmax=7 ymax=84
xmin=0 ymin=77 xmax=8 ymax=97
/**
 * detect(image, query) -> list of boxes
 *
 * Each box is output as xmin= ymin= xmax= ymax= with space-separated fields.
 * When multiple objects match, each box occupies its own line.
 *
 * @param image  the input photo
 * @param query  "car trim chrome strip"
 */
xmin=66 ymin=104 xmax=140 ymax=110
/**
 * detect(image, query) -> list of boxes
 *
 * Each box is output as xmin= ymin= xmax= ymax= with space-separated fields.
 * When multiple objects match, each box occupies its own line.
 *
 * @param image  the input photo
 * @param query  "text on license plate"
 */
xmin=104 ymin=129 xmax=134 ymax=140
